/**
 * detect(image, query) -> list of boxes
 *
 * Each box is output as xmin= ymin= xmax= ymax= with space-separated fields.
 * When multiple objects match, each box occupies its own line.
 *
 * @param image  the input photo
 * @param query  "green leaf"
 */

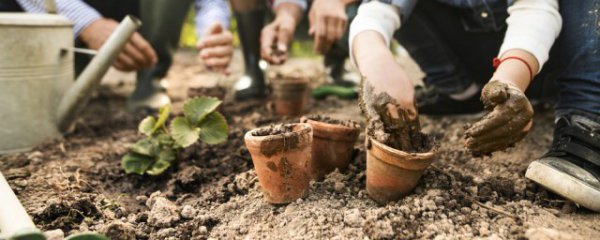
xmin=170 ymin=116 xmax=201 ymax=148
xmin=183 ymin=97 xmax=222 ymax=124
xmin=129 ymin=138 xmax=157 ymax=156
xmin=153 ymin=104 xmax=171 ymax=132
xmin=121 ymin=153 xmax=154 ymax=175
xmin=138 ymin=116 xmax=156 ymax=136
xmin=156 ymin=133 xmax=175 ymax=146
xmin=146 ymin=160 xmax=171 ymax=176
xmin=158 ymin=148 xmax=176 ymax=163
xmin=198 ymin=112 xmax=228 ymax=144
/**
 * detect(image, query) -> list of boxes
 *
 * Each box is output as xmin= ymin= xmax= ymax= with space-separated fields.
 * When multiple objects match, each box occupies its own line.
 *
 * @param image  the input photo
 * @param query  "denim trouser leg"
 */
xmin=554 ymin=0 xmax=600 ymax=117
xmin=136 ymin=0 xmax=192 ymax=93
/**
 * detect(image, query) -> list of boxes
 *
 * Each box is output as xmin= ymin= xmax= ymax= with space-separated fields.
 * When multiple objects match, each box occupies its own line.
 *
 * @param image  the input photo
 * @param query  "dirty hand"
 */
xmin=308 ymin=0 xmax=350 ymax=54
xmin=197 ymin=23 xmax=234 ymax=74
xmin=465 ymin=81 xmax=533 ymax=156
xmin=80 ymin=18 xmax=157 ymax=72
xmin=356 ymin=31 xmax=423 ymax=151
xmin=261 ymin=3 xmax=302 ymax=65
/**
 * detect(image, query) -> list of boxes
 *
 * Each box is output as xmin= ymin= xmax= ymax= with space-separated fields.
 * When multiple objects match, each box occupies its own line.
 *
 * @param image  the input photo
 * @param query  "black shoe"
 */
xmin=233 ymin=9 xmax=266 ymax=100
xmin=415 ymin=85 xmax=483 ymax=115
xmin=325 ymin=61 xmax=356 ymax=88
xmin=526 ymin=114 xmax=600 ymax=212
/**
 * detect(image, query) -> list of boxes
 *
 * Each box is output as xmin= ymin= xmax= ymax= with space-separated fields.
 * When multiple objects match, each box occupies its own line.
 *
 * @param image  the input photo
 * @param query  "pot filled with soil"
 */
xmin=244 ymin=123 xmax=313 ymax=204
xmin=360 ymin=80 xmax=436 ymax=204
xmin=270 ymin=73 xmax=309 ymax=117
xmin=366 ymin=136 xmax=435 ymax=204
xmin=300 ymin=115 xmax=360 ymax=180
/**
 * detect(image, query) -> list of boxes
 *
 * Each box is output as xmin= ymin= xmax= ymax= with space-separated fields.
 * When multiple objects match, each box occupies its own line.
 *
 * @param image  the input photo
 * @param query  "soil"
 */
xmin=251 ymin=124 xmax=296 ymax=137
xmin=1 ymin=50 xmax=599 ymax=240
xmin=360 ymin=81 xmax=430 ymax=153
xmin=302 ymin=114 xmax=360 ymax=129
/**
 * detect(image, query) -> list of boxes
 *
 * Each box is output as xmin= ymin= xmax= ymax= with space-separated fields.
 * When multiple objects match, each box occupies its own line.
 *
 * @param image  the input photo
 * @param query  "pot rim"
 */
xmin=367 ymin=137 xmax=435 ymax=169
xmin=244 ymin=123 xmax=312 ymax=143
xmin=300 ymin=117 xmax=360 ymax=142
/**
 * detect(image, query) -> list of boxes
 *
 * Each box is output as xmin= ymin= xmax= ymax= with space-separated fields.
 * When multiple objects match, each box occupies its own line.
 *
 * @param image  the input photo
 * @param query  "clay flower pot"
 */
xmin=301 ymin=116 xmax=360 ymax=180
xmin=271 ymin=77 xmax=309 ymax=117
xmin=366 ymin=137 xmax=435 ymax=204
xmin=244 ymin=123 xmax=313 ymax=204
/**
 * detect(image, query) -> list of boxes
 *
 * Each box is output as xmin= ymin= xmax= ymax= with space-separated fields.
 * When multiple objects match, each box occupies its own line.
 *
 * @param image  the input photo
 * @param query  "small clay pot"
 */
xmin=271 ymin=77 xmax=309 ymax=117
xmin=301 ymin=116 xmax=360 ymax=180
xmin=244 ymin=123 xmax=313 ymax=204
xmin=366 ymin=137 xmax=435 ymax=204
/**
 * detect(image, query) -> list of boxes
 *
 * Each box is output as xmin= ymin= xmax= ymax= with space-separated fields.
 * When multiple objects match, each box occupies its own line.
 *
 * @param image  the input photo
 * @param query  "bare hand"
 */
xmin=309 ymin=0 xmax=349 ymax=54
xmin=465 ymin=81 xmax=534 ymax=156
xmin=261 ymin=4 xmax=301 ymax=65
xmin=80 ymin=18 xmax=157 ymax=72
xmin=197 ymin=23 xmax=234 ymax=74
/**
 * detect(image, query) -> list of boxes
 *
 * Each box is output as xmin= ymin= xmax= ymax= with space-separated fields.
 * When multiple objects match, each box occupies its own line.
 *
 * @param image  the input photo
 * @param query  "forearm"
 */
xmin=352 ymin=31 xmax=394 ymax=77
xmin=492 ymin=49 xmax=539 ymax=92
xmin=273 ymin=2 xmax=303 ymax=27
xmin=498 ymin=0 xmax=561 ymax=74
xmin=16 ymin=0 xmax=101 ymax=37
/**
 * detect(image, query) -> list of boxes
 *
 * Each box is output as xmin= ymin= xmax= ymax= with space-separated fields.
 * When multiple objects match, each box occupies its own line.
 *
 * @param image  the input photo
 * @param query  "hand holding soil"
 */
xmin=465 ymin=81 xmax=534 ymax=156
xmin=360 ymin=80 xmax=428 ymax=153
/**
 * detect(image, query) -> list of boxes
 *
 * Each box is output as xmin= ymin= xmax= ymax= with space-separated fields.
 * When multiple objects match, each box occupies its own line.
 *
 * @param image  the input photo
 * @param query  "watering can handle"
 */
xmin=0 ymin=172 xmax=45 ymax=239
xmin=45 ymin=0 xmax=57 ymax=14
xmin=56 ymin=15 xmax=142 ymax=132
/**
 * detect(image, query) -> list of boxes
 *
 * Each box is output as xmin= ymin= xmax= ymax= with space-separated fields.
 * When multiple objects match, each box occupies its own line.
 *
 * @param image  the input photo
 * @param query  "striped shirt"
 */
xmin=15 ymin=0 xmax=230 ymax=38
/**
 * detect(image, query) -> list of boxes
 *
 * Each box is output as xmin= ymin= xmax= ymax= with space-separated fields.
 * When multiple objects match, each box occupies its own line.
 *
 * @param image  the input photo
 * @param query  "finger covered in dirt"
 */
xmin=359 ymin=79 xmax=431 ymax=153
xmin=465 ymin=81 xmax=534 ymax=156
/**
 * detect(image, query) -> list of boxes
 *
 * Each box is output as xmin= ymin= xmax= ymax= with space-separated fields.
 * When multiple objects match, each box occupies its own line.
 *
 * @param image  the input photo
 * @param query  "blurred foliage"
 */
xmin=179 ymin=7 xmax=317 ymax=58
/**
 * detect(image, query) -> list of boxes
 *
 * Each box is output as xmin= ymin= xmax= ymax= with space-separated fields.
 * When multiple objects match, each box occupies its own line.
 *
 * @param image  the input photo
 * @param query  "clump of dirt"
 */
xmin=359 ymin=80 xmax=431 ymax=153
xmin=251 ymin=124 xmax=295 ymax=136
xmin=302 ymin=114 xmax=360 ymax=128
xmin=187 ymin=85 xmax=226 ymax=100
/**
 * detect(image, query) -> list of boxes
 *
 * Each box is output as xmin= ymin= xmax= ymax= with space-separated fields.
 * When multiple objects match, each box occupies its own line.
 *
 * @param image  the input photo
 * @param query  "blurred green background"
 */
xmin=178 ymin=8 xmax=317 ymax=58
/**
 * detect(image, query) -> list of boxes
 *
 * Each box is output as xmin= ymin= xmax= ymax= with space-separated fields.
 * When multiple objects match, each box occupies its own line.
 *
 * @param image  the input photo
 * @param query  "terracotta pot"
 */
xmin=301 ymin=116 xmax=360 ymax=180
xmin=244 ymin=123 xmax=313 ymax=204
xmin=366 ymin=137 xmax=435 ymax=204
xmin=271 ymin=77 xmax=309 ymax=117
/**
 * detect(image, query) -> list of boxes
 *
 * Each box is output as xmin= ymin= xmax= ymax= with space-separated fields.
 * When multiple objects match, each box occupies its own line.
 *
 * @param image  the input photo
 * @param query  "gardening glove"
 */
xmin=465 ymin=81 xmax=534 ymax=156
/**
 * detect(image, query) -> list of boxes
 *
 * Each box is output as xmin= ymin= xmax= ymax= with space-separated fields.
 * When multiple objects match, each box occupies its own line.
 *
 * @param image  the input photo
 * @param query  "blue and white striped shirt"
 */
xmin=15 ymin=0 xmax=230 ymax=38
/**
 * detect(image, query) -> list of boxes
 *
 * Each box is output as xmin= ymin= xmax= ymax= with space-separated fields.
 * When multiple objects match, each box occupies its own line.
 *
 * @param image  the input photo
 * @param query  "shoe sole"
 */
xmin=526 ymin=161 xmax=600 ymax=212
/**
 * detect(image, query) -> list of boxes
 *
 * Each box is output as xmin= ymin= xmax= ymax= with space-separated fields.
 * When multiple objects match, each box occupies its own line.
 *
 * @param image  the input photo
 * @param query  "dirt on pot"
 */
xmin=359 ymin=81 xmax=432 ymax=153
xmin=0 ymin=51 xmax=598 ymax=240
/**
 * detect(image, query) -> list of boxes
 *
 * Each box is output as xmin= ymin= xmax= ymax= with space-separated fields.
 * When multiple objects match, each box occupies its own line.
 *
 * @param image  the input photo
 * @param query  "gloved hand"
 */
xmin=465 ymin=81 xmax=534 ymax=156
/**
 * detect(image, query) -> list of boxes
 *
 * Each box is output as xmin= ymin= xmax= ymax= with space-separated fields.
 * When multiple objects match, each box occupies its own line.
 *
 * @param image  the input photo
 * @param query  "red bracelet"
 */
xmin=493 ymin=56 xmax=534 ymax=81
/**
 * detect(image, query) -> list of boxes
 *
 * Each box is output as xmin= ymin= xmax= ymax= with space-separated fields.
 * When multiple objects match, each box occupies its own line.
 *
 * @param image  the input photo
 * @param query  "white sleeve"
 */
xmin=273 ymin=0 xmax=307 ymax=10
xmin=16 ymin=0 xmax=102 ymax=37
xmin=498 ymin=0 xmax=561 ymax=72
xmin=348 ymin=1 xmax=402 ymax=68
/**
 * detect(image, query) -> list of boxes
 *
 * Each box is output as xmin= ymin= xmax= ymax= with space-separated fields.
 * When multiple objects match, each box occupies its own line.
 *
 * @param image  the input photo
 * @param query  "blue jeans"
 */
xmin=396 ymin=0 xmax=600 ymax=117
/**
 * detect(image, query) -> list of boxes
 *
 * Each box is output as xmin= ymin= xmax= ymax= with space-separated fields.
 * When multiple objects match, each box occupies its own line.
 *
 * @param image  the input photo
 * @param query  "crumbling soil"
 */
xmin=1 ymin=51 xmax=598 ymax=239
xmin=360 ymin=80 xmax=431 ymax=153
xmin=302 ymin=114 xmax=360 ymax=129
xmin=251 ymin=124 xmax=296 ymax=137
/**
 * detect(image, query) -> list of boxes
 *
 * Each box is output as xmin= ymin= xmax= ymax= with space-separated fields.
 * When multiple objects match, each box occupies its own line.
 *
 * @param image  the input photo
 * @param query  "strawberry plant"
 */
xmin=121 ymin=97 xmax=228 ymax=175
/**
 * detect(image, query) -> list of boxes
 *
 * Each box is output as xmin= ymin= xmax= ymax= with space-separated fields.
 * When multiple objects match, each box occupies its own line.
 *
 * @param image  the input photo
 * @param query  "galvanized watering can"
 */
xmin=0 ymin=12 xmax=141 ymax=154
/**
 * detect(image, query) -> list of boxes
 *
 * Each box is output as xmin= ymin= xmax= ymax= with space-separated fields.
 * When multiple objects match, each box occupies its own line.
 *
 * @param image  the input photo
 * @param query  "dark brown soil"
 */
xmin=0 ymin=51 xmax=598 ymax=240
xmin=302 ymin=114 xmax=360 ymax=129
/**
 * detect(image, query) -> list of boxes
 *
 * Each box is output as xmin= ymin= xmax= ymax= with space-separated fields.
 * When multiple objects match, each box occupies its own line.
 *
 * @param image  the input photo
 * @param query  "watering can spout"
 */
xmin=56 ymin=15 xmax=141 ymax=132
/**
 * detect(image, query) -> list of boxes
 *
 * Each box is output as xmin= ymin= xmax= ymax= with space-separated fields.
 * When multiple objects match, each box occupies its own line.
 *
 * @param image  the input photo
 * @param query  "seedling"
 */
xmin=0 ymin=171 xmax=107 ymax=240
xmin=121 ymin=97 xmax=228 ymax=175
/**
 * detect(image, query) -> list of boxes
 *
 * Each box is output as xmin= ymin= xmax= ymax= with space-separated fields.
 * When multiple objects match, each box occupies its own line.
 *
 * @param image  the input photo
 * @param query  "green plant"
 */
xmin=121 ymin=97 xmax=228 ymax=175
